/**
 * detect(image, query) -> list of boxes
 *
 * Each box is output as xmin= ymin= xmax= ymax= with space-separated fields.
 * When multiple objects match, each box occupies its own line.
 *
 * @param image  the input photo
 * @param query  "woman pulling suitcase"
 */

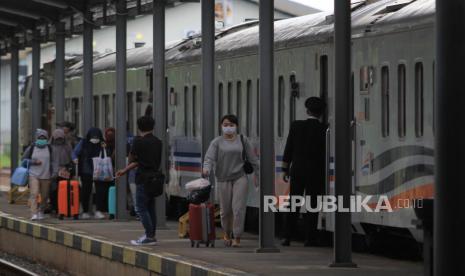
xmin=202 ymin=115 xmax=259 ymax=247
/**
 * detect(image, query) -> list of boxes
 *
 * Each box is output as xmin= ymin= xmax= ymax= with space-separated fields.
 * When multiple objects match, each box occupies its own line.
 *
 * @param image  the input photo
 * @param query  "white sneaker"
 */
xmin=94 ymin=211 xmax=105 ymax=219
xmin=38 ymin=212 xmax=45 ymax=220
xmin=81 ymin=213 xmax=91 ymax=219
xmin=31 ymin=214 xmax=39 ymax=221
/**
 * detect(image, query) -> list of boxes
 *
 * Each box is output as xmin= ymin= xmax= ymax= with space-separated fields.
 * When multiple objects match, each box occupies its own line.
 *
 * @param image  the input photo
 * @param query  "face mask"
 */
xmin=89 ymin=138 xmax=100 ymax=144
xmin=222 ymin=126 xmax=237 ymax=135
xmin=35 ymin=139 xmax=48 ymax=147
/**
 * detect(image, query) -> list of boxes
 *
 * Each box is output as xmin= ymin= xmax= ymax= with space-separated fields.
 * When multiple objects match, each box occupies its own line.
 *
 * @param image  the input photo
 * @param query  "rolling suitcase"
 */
xmin=108 ymin=186 xmax=116 ymax=217
xmin=58 ymin=165 xmax=80 ymax=220
xmin=188 ymin=203 xmax=215 ymax=247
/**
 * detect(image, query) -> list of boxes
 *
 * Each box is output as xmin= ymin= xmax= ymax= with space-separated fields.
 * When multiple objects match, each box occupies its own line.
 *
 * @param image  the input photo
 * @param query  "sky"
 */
xmin=291 ymin=0 xmax=334 ymax=12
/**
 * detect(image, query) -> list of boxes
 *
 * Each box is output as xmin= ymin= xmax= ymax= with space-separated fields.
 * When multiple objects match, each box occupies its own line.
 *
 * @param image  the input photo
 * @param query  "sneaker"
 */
xmin=38 ymin=212 xmax=45 ymax=220
xmin=94 ymin=211 xmax=105 ymax=219
xmin=130 ymin=235 xmax=157 ymax=246
xmin=31 ymin=214 xmax=39 ymax=221
xmin=81 ymin=213 xmax=91 ymax=219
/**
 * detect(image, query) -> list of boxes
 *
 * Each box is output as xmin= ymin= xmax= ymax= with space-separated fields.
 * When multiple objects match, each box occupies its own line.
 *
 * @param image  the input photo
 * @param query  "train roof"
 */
xmin=66 ymin=0 xmax=434 ymax=78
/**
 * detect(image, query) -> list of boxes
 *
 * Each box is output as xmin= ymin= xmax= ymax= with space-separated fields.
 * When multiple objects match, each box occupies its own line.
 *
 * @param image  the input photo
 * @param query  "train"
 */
xmin=20 ymin=0 xmax=435 ymax=243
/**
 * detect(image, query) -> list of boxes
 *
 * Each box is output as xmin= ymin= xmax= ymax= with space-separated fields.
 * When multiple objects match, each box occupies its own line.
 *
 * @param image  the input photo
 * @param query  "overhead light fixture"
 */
xmin=0 ymin=7 xmax=41 ymax=20
xmin=32 ymin=0 xmax=68 ymax=9
xmin=0 ymin=18 xmax=18 ymax=27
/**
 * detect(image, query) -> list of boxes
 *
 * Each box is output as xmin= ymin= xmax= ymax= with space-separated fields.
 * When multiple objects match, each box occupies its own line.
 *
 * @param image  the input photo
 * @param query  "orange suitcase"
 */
xmin=58 ymin=169 xmax=80 ymax=220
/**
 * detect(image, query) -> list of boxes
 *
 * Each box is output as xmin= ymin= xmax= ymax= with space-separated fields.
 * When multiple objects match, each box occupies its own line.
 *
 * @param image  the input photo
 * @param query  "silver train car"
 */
xmin=20 ymin=0 xmax=435 ymax=241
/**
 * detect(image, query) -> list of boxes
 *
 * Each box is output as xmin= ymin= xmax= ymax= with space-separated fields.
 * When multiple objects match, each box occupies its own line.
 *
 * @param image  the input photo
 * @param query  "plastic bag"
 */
xmin=185 ymin=178 xmax=210 ymax=192
xmin=92 ymin=149 xmax=114 ymax=182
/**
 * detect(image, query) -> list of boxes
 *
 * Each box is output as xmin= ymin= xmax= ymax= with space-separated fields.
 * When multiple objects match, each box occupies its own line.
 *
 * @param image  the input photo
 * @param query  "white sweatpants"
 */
xmin=217 ymin=176 xmax=248 ymax=238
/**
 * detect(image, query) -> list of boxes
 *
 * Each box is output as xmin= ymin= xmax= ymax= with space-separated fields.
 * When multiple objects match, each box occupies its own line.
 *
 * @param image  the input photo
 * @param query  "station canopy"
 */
xmin=0 ymin=0 xmax=197 ymax=54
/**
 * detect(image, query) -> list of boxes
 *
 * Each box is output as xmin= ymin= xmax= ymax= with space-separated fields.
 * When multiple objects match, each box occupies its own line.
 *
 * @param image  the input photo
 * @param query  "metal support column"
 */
xmin=82 ymin=8 xmax=93 ymax=134
xmin=115 ymin=0 xmax=128 ymax=219
xmin=10 ymin=41 xmax=19 ymax=180
xmin=55 ymin=22 xmax=65 ymax=124
xmin=201 ymin=0 xmax=215 ymax=196
xmin=256 ymin=0 xmax=279 ymax=253
xmin=153 ymin=0 xmax=166 ymax=228
xmin=435 ymin=1 xmax=465 ymax=275
xmin=31 ymin=30 xmax=41 ymax=133
xmin=330 ymin=0 xmax=356 ymax=268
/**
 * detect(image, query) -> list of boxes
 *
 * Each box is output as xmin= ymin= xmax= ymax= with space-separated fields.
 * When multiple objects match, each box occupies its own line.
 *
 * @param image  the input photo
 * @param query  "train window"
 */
xmin=103 ymin=95 xmax=110 ymax=129
xmin=184 ymin=86 xmax=189 ymax=136
xmin=192 ymin=85 xmax=197 ymax=137
xmin=364 ymin=98 xmax=370 ymax=121
xmin=398 ymin=64 xmax=406 ymax=138
xmin=278 ymin=76 xmax=285 ymax=137
xmin=289 ymin=75 xmax=297 ymax=124
xmin=237 ymin=81 xmax=242 ymax=130
xmin=112 ymin=94 xmax=116 ymax=127
xmin=433 ymin=62 xmax=435 ymax=135
xmin=127 ymin=92 xmax=134 ymax=134
xmin=227 ymin=82 xmax=233 ymax=114
xmin=93 ymin=96 xmax=100 ymax=128
xmin=246 ymin=80 xmax=252 ymax=136
xmin=320 ymin=56 xmax=329 ymax=124
xmin=72 ymin=98 xmax=80 ymax=134
xmin=136 ymin=91 xmax=143 ymax=117
xmin=381 ymin=66 xmax=390 ymax=137
xmin=218 ymin=83 xmax=223 ymax=135
xmin=256 ymin=79 xmax=260 ymax=136
xmin=415 ymin=62 xmax=424 ymax=138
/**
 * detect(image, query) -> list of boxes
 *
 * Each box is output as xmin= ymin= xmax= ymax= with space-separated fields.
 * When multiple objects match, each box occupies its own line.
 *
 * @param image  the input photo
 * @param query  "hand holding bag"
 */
xmin=240 ymin=135 xmax=254 ymax=175
xmin=92 ymin=149 xmax=114 ymax=182
xmin=11 ymin=160 xmax=30 ymax=186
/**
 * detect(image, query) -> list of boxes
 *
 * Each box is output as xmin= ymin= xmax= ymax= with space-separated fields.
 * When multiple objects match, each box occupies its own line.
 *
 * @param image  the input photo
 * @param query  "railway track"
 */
xmin=0 ymin=258 xmax=38 ymax=276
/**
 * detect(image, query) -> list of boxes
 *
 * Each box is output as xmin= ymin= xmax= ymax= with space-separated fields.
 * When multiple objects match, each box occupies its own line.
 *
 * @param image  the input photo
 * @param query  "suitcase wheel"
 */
xmin=196 ymin=242 xmax=199 ymax=248
xmin=73 ymin=215 xmax=79 ymax=220
xmin=190 ymin=240 xmax=194 ymax=248
xmin=206 ymin=241 xmax=210 ymax=247
xmin=211 ymin=241 xmax=215 ymax=248
xmin=59 ymin=215 xmax=64 ymax=220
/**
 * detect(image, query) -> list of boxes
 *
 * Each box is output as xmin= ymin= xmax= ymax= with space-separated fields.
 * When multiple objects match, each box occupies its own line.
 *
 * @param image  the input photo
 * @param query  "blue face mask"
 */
xmin=35 ymin=139 xmax=48 ymax=147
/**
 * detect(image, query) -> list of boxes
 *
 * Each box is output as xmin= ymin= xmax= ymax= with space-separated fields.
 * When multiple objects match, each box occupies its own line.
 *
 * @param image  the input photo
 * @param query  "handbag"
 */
xmin=240 ymin=135 xmax=254 ymax=175
xmin=187 ymin=184 xmax=211 ymax=204
xmin=11 ymin=160 xmax=30 ymax=186
xmin=138 ymin=170 xmax=165 ymax=198
xmin=92 ymin=149 xmax=114 ymax=182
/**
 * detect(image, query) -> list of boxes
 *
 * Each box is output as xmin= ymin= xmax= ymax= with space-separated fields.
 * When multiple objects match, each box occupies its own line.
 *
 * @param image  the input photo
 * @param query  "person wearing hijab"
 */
xmin=49 ymin=129 xmax=73 ymax=214
xmin=104 ymin=127 xmax=116 ymax=165
xmin=22 ymin=129 xmax=53 ymax=221
xmin=72 ymin=127 xmax=110 ymax=219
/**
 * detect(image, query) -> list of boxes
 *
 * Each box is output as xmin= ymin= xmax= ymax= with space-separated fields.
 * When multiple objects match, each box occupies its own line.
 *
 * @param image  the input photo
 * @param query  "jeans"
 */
xmin=135 ymin=184 xmax=156 ymax=238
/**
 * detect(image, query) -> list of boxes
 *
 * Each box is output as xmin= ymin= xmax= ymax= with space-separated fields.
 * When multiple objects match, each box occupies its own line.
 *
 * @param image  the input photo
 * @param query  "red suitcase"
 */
xmin=58 ymin=165 xmax=80 ymax=220
xmin=188 ymin=203 xmax=215 ymax=247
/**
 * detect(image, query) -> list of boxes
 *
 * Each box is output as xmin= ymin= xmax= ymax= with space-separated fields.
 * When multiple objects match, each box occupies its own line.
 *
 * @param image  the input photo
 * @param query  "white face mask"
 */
xmin=89 ymin=138 xmax=100 ymax=144
xmin=222 ymin=126 xmax=237 ymax=135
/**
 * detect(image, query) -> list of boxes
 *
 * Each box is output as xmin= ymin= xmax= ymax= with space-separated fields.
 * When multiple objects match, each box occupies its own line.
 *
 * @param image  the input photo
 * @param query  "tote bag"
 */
xmin=92 ymin=149 xmax=114 ymax=182
xmin=11 ymin=160 xmax=30 ymax=186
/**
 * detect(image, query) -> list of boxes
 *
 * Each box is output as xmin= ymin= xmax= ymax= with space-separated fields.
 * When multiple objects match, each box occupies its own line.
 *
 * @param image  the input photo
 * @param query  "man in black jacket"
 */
xmin=281 ymin=97 xmax=327 ymax=247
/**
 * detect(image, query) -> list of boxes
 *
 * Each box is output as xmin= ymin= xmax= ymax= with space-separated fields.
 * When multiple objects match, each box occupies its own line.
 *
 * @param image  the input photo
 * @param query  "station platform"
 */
xmin=0 ymin=190 xmax=423 ymax=276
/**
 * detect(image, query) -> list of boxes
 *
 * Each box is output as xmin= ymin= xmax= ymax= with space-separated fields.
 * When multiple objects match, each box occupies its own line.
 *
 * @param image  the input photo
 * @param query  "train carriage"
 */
xmin=19 ymin=0 xmax=436 ymax=242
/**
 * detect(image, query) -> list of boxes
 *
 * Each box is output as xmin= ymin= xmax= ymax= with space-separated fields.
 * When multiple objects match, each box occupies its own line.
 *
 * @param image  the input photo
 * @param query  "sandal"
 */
xmin=223 ymin=234 xmax=232 ymax=247
xmin=232 ymin=238 xmax=240 ymax=248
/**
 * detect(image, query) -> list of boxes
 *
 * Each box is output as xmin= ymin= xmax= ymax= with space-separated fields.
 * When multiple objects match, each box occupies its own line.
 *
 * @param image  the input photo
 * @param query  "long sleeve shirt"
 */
xmin=203 ymin=135 xmax=259 ymax=182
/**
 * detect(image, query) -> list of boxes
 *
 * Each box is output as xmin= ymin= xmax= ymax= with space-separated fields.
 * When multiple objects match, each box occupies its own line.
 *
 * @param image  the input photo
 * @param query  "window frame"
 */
xmin=381 ymin=65 xmax=390 ymax=138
